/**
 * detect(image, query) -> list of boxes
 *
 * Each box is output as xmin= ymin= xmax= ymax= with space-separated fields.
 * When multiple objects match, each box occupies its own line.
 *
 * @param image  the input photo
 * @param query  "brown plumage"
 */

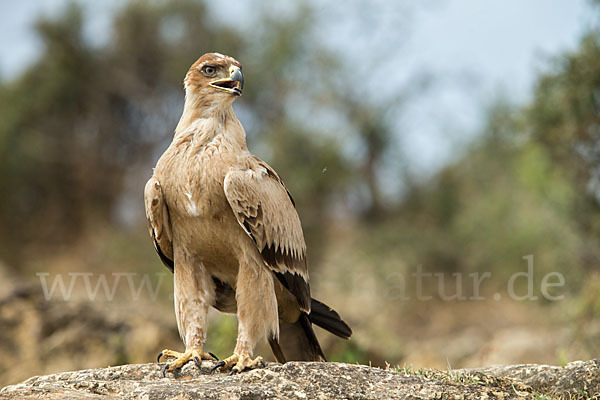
xmin=145 ymin=53 xmax=351 ymax=375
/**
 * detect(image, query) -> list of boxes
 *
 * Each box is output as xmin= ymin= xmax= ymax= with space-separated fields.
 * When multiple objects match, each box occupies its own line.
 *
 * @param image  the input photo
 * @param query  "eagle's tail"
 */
xmin=268 ymin=299 xmax=352 ymax=363
xmin=308 ymin=298 xmax=352 ymax=340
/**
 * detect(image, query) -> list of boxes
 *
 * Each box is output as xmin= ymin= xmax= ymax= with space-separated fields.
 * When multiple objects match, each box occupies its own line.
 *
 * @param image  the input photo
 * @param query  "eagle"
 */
xmin=144 ymin=53 xmax=351 ymax=375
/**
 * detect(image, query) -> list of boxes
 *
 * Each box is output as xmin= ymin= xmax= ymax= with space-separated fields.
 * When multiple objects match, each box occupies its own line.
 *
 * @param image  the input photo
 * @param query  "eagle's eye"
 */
xmin=201 ymin=65 xmax=217 ymax=76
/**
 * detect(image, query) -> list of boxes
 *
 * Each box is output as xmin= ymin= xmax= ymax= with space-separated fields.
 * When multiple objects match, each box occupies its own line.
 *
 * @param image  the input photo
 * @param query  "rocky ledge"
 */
xmin=1 ymin=359 xmax=598 ymax=399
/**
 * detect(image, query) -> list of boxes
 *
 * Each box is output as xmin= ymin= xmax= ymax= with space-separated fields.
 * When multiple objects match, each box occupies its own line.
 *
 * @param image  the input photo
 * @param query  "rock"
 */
xmin=1 ymin=359 xmax=598 ymax=399
xmin=467 ymin=359 xmax=600 ymax=397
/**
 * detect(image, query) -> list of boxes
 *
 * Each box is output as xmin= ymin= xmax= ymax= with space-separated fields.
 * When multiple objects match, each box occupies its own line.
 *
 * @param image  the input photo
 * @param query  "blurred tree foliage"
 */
xmin=1 ymin=0 xmax=600 ymax=289
xmin=357 ymin=27 xmax=600 ymax=293
xmin=0 ymin=1 xmax=361 ymax=267
xmin=1 ymin=0 xmax=600 ymax=368
xmin=527 ymin=32 xmax=600 ymax=248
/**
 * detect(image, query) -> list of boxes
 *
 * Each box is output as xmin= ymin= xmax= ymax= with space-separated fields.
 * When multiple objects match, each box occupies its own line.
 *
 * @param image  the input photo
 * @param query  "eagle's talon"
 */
xmin=161 ymin=364 xmax=169 ymax=378
xmin=213 ymin=353 xmax=265 ymax=374
xmin=208 ymin=352 xmax=219 ymax=361
xmin=157 ymin=347 xmax=216 ymax=376
xmin=211 ymin=360 xmax=226 ymax=373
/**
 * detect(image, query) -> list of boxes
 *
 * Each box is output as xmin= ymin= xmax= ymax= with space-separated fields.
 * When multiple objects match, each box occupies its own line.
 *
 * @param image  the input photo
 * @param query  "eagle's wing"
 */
xmin=144 ymin=176 xmax=174 ymax=272
xmin=224 ymin=156 xmax=310 ymax=312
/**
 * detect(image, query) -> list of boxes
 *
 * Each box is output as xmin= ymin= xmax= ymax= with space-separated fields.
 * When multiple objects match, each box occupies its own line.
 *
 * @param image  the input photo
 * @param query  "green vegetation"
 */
xmin=399 ymin=365 xmax=482 ymax=385
xmin=399 ymin=366 xmax=595 ymax=399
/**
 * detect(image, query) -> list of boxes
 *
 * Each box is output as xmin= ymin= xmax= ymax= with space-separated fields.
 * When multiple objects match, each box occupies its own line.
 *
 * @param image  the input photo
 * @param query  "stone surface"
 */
xmin=468 ymin=359 xmax=600 ymax=398
xmin=1 ymin=359 xmax=598 ymax=399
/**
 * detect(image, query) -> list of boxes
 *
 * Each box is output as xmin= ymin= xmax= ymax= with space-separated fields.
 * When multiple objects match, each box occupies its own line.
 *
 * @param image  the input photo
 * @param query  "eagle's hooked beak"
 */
xmin=210 ymin=66 xmax=244 ymax=96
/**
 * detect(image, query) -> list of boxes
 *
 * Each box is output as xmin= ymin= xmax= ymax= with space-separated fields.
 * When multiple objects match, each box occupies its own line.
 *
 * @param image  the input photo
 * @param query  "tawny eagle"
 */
xmin=144 ymin=53 xmax=351 ymax=375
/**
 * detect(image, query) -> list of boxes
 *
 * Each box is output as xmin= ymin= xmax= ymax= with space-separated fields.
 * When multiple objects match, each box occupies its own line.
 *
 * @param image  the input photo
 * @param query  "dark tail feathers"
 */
xmin=268 ymin=298 xmax=351 ymax=363
xmin=308 ymin=298 xmax=352 ymax=339
xmin=269 ymin=313 xmax=326 ymax=363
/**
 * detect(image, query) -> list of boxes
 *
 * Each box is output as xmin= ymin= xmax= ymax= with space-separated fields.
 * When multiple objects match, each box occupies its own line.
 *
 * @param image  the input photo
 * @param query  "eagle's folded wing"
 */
xmin=224 ymin=157 xmax=310 ymax=312
xmin=144 ymin=177 xmax=174 ymax=272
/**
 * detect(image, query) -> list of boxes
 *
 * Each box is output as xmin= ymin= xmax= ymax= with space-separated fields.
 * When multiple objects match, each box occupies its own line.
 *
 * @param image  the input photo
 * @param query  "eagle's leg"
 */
xmin=160 ymin=258 xmax=216 ymax=376
xmin=213 ymin=256 xmax=278 ymax=374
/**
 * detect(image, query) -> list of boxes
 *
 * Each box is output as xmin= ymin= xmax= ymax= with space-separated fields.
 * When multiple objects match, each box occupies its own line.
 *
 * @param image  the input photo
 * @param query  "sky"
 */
xmin=311 ymin=0 xmax=592 ymax=176
xmin=403 ymin=0 xmax=591 ymax=174
xmin=0 ymin=0 xmax=592 ymax=178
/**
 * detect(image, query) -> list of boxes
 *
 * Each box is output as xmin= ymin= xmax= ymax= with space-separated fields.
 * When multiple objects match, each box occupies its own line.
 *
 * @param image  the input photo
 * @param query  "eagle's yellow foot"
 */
xmin=157 ymin=347 xmax=218 ymax=377
xmin=210 ymin=352 xmax=265 ymax=375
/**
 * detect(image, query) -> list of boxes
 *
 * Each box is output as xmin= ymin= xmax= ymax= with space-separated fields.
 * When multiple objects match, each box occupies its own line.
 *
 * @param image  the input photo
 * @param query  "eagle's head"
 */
xmin=184 ymin=53 xmax=244 ymax=101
